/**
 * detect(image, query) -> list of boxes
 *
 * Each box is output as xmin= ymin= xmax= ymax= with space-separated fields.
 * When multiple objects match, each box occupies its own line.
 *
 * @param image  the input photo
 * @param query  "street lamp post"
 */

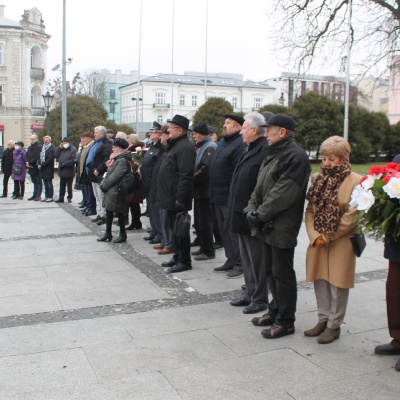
xmin=109 ymin=101 xmax=118 ymax=122
xmin=42 ymin=91 xmax=54 ymax=137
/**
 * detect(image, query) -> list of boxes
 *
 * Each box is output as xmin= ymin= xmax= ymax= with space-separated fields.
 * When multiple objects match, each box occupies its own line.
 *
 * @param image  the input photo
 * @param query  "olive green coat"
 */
xmin=305 ymin=171 xmax=362 ymax=288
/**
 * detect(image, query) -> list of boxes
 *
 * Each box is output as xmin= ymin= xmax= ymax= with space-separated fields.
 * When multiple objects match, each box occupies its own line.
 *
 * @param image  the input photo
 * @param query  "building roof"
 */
xmin=121 ymin=71 xmax=275 ymax=90
xmin=0 ymin=15 xmax=21 ymax=29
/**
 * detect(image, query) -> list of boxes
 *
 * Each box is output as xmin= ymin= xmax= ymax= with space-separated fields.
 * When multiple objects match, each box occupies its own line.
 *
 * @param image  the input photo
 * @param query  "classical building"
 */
xmin=0 ymin=5 xmax=50 ymax=150
xmin=120 ymin=71 xmax=275 ymax=134
xmin=355 ymin=75 xmax=389 ymax=114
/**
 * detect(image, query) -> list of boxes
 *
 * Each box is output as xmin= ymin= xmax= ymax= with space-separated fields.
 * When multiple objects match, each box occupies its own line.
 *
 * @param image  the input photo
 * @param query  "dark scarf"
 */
xmin=306 ymin=162 xmax=352 ymax=235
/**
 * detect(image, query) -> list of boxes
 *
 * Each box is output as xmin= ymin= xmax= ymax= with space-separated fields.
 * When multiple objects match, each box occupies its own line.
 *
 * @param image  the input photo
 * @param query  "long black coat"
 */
xmin=1 ymin=148 xmax=14 ymax=175
xmin=228 ymin=136 xmax=267 ymax=236
xmin=148 ymin=145 xmax=165 ymax=204
xmin=140 ymin=140 xmax=163 ymax=195
xmin=25 ymin=141 xmax=41 ymax=176
xmin=38 ymin=145 xmax=55 ymax=180
xmin=156 ymin=134 xmax=196 ymax=211
xmin=55 ymin=145 xmax=77 ymax=179
xmin=210 ymin=131 xmax=246 ymax=205
xmin=86 ymin=138 xmax=112 ymax=183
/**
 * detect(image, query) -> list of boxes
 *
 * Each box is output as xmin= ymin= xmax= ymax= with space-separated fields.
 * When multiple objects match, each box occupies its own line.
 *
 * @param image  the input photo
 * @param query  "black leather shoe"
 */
xmin=230 ymin=298 xmax=250 ymax=307
xmin=67 ymin=199 xmax=72 ymax=203
xmin=161 ymin=259 xmax=177 ymax=268
xmin=85 ymin=211 xmax=97 ymax=216
xmin=97 ymin=234 xmax=113 ymax=242
xmin=149 ymin=239 xmax=161 ymax=244
xmin=214 ymin=242 xmax=224 ymax=250
xmin=81 ymin=208 xmax=89 ymax=214
xmin=96 ymin=218 xmax=106 ymax=225
xmin=166 ymin=263 xmax=192 ymax=273
xmin=55 ymin=199 xmax=64 ymax=203
xmin=91 ymin=216 xmax=101 ymax=222
xmin=243 ymin=304 xmax=268 ymax=314
xmin=113 ymin=235 xmax=127 ymax=243
xmin=375 ymin=343 xmax=400 ymax=355
xmin=27 ymin=195 xmax=36 ymax=201
xmin=126 ymin=224 xmax=142 ymax=230
xmin=0 ymin=194 xmax=7 ymax=198
xmin=11 ymin=196 xmax=18 ymax=199
xmin=79 ymin=203 xmax=86 ymax=208
xmin=143 ymin=236 xmax=155 ymax=241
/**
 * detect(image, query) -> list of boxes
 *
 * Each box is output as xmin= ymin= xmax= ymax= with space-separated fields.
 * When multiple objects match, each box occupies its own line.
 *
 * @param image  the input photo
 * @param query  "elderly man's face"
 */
xmin=222 ymin=118 xmax=240 ymax=136
xmin=168 ymin=123 xmax=183 ymax=139
xmin=7 ymin=141 xmax=14 ymax=149
xmin=94 ymin=129 xmax=104 ymax=140
xmin=265 ymin=125 xmax=285 ymax=145
xmin=240 ymin=119 xmax=259 ymax=145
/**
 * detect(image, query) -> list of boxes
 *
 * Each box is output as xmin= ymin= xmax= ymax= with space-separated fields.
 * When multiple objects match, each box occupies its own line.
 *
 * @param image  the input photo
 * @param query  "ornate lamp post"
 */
xmin=42 ymin=91 xmax=54 ymax=137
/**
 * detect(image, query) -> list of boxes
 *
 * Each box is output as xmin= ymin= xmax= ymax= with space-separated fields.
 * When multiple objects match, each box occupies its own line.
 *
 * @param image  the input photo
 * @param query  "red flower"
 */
xmin=383 ymin=175 xmax=391 ymax=184
xmin=360 ymin=176 xmax=368 ymax=184
xmin=369 ymin=166 xmax=385 ymax=175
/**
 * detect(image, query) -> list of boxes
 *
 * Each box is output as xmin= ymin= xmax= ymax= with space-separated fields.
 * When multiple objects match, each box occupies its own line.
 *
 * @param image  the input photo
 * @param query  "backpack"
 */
xmin=118 ymin=159 xmax=140 ymax=199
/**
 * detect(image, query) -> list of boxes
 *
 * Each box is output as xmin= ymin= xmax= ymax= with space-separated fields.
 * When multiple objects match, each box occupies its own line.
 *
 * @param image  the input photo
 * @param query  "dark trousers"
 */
xmin=82 ymin=184 xmax=96 ymax=212
xmin=128 ymin=203 xmax=142 ymax=228
xmin=148 ymin=201 xmax=163 ymax=243
xmin=13 ymin=180 xmax=25 ymax=197
xmin=160 ymin=208 xmax=175 ymax=250
xmin=265 ymin=243 xmax=297 ymax=328
xmin=213 ymin=203 xmax=241 ymax=271
xmin=59 ymin=177 xmax=73 ymax=200
xmin=2 ymin=174 xmax=11 ymax=196
xmin=105 ymin=210 xmax=126 ymax=237
xmin=239 ymin=234 xmax=269 ymax=307
xmin=42 ymin=178 xmax=53 ymax=199
xmin=167 ymin=209 xmax=191 ymax=267
xmin=29 ymin=172 xmax=42 ymax=197
xmin=194 ymin=198 xmax=215 ymax=256
xmin=387 ymin=260 xmax=400 ymax=349
xmin=212 ymin=204 xmax=222 ymax=245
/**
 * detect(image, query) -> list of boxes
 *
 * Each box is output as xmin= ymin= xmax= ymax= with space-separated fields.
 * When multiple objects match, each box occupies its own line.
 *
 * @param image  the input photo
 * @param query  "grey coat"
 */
xmin=100 ymin=152 xmax=131 ymax=213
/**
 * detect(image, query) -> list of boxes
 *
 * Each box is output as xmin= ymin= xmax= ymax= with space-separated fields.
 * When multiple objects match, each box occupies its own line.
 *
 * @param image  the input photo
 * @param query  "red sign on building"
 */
xmin=31 ymin=124 xmax=44 ymax=131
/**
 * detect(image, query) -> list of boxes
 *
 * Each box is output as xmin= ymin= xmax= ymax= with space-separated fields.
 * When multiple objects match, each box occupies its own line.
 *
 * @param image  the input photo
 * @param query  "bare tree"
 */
xmin=77 ymin=69 xmax=108 ymax=102
xmin=273 ymin=0 xmax=400 ymax=76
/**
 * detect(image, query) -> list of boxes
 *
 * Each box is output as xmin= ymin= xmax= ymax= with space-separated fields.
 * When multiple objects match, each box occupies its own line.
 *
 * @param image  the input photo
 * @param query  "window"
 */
xmin=180 ymin=94 xmax=185 ymax=106
xmin=157 ymin=115 xmax=163 ymax=124
xmin=110 ymin=89 xmax=116 ymax=100
xmin=155 ymin=92 xmax=166 ymax=104
xmin=192 ymin=95 xmax=197 ymax=106
xmin=253 ymin=98 xmax=263 ymax=109
xmin=0 ymin=44 xmax=4 ymax=66
xmin=232 ymin=97 xmax=237 ymax=108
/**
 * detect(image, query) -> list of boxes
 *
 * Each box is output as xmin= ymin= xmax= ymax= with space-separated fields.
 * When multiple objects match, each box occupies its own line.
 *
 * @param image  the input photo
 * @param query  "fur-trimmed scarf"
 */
xmin=306 ymin=162 xmax=351 ymax=235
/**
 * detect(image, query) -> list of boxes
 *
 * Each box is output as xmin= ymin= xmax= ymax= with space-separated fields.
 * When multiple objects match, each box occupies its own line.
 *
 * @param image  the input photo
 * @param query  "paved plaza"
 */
xmin=0 ymin=177 xmax=398 ymax=399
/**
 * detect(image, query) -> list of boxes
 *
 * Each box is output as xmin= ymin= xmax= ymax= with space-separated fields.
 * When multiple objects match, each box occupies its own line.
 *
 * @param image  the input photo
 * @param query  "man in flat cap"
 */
xmin=55 ymin=137 xmax=77 ymax=203
xmin=191 ymin=121 xmax=218 ymax=261
xmin=210 ymin=114 xmax=246 ymax=278
xmin=157 ymin=115 xmax=196 ymax=273
xmin=244 ymin=114 xmax=311 ymax=338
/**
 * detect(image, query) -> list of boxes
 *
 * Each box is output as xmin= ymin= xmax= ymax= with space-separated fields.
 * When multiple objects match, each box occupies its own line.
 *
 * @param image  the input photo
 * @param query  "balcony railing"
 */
xmin=30 ymin=67 xmax=45 ymax=79
xmin=31 ymin=107 xmax=45 ymax=116
xmin=153 ymin=103 xmax=170 ymax=109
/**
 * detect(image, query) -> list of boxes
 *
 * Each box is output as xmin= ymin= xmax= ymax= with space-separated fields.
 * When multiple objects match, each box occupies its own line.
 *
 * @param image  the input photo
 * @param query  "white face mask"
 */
xmin=15 ymin=145 xmax=20 ymax=150
xmin=63 ymin=144 xmax=70 ymax=149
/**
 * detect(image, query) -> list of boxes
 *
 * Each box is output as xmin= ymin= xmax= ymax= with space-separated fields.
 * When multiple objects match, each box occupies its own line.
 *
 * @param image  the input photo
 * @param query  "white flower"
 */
xmin=361 ymin=175 xmax=380 ymax=190
xmin=355 ymin=189 xmax=375 ymax=212
xmin=135 ymin=146 xmax=142 ymax=152
xmin=349 ymin=185 xmax=362 ymax=208
xmin=383 ymin=177 xmax=400 ymax=199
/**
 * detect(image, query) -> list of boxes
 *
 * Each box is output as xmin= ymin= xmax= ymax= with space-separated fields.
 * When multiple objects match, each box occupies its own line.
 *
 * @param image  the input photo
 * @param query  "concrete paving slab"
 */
xmin=0 ymin=267 xmax=48 ymax=284
xmin=0 ymin=317 xmax=132 ymax=357
xmin=162 ymin=348 xmax=336 ymax=400
xmin=0 ymin=348 xmax=97 ymax=394
xmin=83 ymin=329 xmax=239 ymax=381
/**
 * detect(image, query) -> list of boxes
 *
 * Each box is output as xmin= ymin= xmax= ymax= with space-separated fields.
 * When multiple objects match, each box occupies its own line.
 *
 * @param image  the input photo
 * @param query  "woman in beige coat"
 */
xmin=305 ymin=136 xmax=362 ymax=344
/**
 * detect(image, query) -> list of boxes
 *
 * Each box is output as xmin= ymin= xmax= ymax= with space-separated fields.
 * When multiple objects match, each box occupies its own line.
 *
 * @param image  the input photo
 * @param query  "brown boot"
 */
xmin=317 ymin=327 xmax=341 ymax=344
xmin=304 ymin=321 xmax=327 ymax=337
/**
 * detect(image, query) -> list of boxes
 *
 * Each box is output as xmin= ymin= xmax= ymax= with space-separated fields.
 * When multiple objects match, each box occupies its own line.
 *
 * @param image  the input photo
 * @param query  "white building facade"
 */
xmin=0 ymin=5 xmax=50 ymax=148
xmin=120 ymin=71 xmax=275 ymax=134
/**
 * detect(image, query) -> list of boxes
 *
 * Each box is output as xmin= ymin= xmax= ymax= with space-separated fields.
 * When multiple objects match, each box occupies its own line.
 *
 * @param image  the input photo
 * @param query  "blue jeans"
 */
xmin=42 ymin=178 xmax=54 ymax=199
xmin=29 ymin=172 xmax=42 ymax=197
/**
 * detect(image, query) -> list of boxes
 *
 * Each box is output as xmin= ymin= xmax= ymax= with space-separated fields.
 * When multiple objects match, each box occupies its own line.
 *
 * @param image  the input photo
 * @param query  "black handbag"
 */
xmin=12 ymin=166 xmax=22 ymax=175
xmin=174 ymin=211 xmax=191 ymax=237
xmin=350 ymin=232 xmax=366 ymax=257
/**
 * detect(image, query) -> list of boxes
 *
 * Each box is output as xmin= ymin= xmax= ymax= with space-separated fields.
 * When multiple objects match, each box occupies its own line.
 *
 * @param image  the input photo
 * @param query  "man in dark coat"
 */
xmin=191 ymin=121 xmax=217 ymax=261
xmin=374 ymin=154 xmax=400 ymax=372
xmin=25 ymin=135 xmax=42 ymax=200
xmin=228 ymin=112 xmax=270 ymax=314
xmin=79 ymin=131 xmax=96 ymax=216
xmin=210 ymin=114 xmax=246 ymax=278
xmin=86 ymin=126 xmax=112 ymax=224
xmin=1 ymin=140 xmax=15 ymax=198
xmin=244 ymin=114 xmax=311 ymax=339
xmin=156 ymin=115 xmax=196 ymax=273
xmin=38 ymin=136 xmax=55 ymax=202
xmin=55 ymin=137 xmax=77 ymax=203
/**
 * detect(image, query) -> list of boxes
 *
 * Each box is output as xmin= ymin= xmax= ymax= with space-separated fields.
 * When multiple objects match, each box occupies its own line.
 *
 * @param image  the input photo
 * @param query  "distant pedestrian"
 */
xmin=38 ymin=135 xmax=55 ymax=202
xmin=25 ymin=135 xmax=42 ymax=201
xmin=1 ymin=140 xmax=15 ymax=198
xmin=11 ymin=141 xmax=27 ymax=200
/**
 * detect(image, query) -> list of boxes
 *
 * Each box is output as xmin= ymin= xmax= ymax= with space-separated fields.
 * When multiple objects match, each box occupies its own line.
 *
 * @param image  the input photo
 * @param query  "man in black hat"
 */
xmin=156 ymin=115 xmax=196 ymax=273
xmin=54 ymin=137 xmax=77 ymax=203
xmin=244 ymin=114 xmax=311 ymax=339
xmin=1 ymin=140 xmax=15 ymax=198
xmin=25 ymin=135 xmax=42 ymax=200
xmin=191 ymin=121 xmax=217 ymax=261
xmin=210 ymin=114 xmax=246 ymax=278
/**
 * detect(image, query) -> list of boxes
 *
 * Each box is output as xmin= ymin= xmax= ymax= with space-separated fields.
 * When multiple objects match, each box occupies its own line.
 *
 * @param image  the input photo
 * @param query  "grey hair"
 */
xmin=116 ymin=131 xmax=128 ymax=140
xmin=8 ymin=140 xmax=15 ymax=145
xmin=94 ymin=126 xmax=107 ymax=135
xmin=244 ymin=112 xmax=266 ymax=136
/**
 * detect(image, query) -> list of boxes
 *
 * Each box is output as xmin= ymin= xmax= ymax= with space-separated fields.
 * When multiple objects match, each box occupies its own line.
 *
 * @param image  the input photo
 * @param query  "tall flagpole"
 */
xmin=204 ymin=0 xmax=208 ymax=102
xmin=171 ymin=0 xmax=175 ymax=118
xmin=136 ymin=0 xmax=142 ymax=135
xmin=343 ymin=0 xmax=352 ymax=141
xmin=62 ymin=0 xmax=67 ymax=137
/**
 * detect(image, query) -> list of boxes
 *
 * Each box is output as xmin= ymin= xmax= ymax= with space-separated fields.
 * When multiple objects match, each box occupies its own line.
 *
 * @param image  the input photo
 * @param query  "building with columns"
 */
xmin=0 ymin=5 xmax=50 ymax=151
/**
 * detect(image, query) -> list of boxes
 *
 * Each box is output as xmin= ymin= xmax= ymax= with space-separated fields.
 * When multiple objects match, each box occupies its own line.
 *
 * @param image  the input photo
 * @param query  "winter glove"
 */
xmin=175 ymin=200 xmax=185 ymax=212
xmin=314 ymin=235 xmax=327 ymax=248
xmin=100 ymin=185 xmax=107 ymax=193
xmin=245 ymin=210 xmax=262 ymax=228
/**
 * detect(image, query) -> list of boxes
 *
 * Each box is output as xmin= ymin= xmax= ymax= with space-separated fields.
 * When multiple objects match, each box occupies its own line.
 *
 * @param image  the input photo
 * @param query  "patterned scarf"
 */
xmin=40 ymin=143 xmax=51 ymax=163
xmin=106 ymin=150 xmax=130 ymax=167
xmin=306 ymin=162 xmax=351 ymax=235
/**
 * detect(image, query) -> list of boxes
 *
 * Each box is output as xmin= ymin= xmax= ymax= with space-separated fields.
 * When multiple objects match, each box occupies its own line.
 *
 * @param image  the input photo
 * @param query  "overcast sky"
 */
xmin=3 ymin=0 xmax=286 ymax=82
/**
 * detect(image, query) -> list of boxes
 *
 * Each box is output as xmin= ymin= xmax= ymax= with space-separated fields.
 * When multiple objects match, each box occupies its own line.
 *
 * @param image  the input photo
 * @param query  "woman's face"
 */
xmin=112 ymin=145 xmax=122 ymax=154
xmin=322 ymin=153 xmax=346 ymax=168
